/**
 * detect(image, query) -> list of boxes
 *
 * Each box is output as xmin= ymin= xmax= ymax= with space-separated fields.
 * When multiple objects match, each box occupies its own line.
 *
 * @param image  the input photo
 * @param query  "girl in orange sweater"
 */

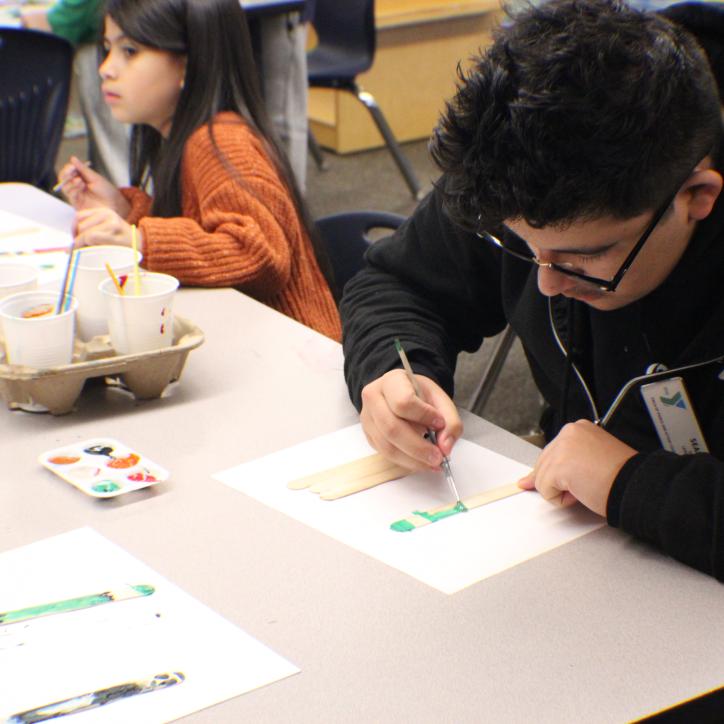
xmin=57 ymin=0 xmax=341 ymax=341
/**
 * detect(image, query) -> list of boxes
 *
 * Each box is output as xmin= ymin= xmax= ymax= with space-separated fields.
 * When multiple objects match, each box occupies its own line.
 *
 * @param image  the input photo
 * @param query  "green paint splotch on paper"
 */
xmin=390 ymin=500 xmax=468 ymax=532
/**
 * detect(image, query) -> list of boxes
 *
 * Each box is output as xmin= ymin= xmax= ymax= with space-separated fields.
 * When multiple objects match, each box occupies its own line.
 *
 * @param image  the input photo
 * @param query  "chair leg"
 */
xmin=467 ymin=325 xmax=518 ymax=416
xmin=308 ymin=128 xmax=328 ymax=171
xmin=355 ymin=87 xmax=423 ymax=200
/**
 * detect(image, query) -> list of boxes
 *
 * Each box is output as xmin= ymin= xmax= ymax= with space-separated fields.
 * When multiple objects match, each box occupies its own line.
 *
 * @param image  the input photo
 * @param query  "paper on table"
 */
xmin=214 ymin=424 xmax=604 ymax=594
xmin=0 ymin=528 xmax=299 ymax=723
xmin=0 ymin=208 xmax=73 ymax=285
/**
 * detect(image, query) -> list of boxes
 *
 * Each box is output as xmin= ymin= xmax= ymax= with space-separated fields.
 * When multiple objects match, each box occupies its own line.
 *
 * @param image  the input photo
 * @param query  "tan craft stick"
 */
xmin=390 ymin=482 xmax=524 ymax=532
xmin=318 ymin=465 xmax=409 ymax=500
xmin=288 ymin=453 xmax=400 ymax=491
xmin=310 ymin=461 xmax=407 ymax=496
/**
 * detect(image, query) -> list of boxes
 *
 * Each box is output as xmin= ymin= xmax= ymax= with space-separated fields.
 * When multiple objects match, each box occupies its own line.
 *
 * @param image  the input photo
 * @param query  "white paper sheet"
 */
xmin=0 ymin=528 xmax=299 ymax=723
xmin=0 ymin=208 xmax=72 ymax=285
xmin=214 ymin=425 xmax=604 ymax=594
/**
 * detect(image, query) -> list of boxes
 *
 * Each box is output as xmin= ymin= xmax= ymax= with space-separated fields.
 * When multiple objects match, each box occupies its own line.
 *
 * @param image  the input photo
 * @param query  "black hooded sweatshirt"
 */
xmin=340 ymin=2 xmax=724 ymax=580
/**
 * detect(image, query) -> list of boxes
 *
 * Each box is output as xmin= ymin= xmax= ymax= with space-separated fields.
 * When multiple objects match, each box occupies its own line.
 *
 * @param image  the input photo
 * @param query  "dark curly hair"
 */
xmin=430 ymin=0 xmax=722 ymax=231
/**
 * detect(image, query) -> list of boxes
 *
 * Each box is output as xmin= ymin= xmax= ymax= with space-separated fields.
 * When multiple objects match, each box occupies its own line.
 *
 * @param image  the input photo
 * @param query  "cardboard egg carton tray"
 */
xmin=0 ymin=315 xmax=204 ymax=414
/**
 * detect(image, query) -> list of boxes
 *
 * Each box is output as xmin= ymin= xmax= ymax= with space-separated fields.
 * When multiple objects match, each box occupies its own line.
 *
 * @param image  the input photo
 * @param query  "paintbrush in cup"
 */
xmin=55 ymin=249 xmax=75 ymax=314
xmin=105 ymin=262 xmax=125 ymax=295
xmin=62 ymin=250 xmax=80 ymax=313
xmin=131 ymin=224 xmax=141 ymax=296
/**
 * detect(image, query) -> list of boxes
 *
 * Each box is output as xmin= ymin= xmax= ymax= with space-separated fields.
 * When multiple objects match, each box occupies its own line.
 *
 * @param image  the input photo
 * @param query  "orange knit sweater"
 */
xmin=122 ymin=112 xmax=341 ymax=341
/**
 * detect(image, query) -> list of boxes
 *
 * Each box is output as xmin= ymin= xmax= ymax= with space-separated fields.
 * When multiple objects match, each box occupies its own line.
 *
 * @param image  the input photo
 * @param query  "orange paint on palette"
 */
xmin=107 ymin=453 xmax=140 ymax=469
xmin=48 ymin=455 xmax=80 ymax=465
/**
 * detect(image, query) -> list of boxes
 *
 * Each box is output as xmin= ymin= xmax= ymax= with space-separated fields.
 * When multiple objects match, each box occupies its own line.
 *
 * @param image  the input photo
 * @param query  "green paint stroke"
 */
xmin=390 ymin=500 xmax=468 ymax=532
xmin=0 ymin=584 xmax=155 ymax=625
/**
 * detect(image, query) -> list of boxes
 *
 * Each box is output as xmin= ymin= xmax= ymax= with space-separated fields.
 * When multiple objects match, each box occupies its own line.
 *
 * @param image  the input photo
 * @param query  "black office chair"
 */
xmin=307 ymin=0 xmax=423 ymax=199
xmin=0 ymin=28 xmax=73 ymax=191
xmin=315 ymin=209 xmax=405 ymax=295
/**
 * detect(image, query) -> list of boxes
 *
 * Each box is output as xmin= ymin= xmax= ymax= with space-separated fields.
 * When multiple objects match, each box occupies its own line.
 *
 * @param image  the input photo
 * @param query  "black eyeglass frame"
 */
xmin=476 ymin=191 xmax=677 ymax=293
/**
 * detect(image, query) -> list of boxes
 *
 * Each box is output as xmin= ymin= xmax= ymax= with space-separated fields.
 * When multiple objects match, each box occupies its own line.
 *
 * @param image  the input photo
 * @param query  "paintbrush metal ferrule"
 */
xmin=441 ymin=457 xmax=461 ymax=503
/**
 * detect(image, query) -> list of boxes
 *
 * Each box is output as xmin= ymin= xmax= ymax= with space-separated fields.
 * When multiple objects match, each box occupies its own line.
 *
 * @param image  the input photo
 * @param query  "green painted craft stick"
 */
xmin=390 ymin=482 xmax=524 ymax=532
xmin=0 ymin=584 xmax=155 ymax=625
xmin=391 ymin=501 xmax=468 ymax=532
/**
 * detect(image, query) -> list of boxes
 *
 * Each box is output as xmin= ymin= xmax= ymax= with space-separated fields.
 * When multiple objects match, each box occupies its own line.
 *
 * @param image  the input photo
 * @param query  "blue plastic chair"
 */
xmin=307 ymin=0 xmax=422 ymax=199
xmin=0 ymin=28 xmax=73 ymax=190
xmin=315 ymin=210 xmax=405 ymax=295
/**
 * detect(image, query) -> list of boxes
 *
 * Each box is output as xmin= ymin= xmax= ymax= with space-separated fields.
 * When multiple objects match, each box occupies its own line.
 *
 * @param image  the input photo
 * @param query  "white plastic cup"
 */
xmin=99 ymin=272 xmax=179 ymax=355
xmin=0 ymin=290 xmax=78 ymax=368
xmin=0 ymin=263 xmax=38 ymax=299
xmin=73 ymin=246 xmax=142 ymax=341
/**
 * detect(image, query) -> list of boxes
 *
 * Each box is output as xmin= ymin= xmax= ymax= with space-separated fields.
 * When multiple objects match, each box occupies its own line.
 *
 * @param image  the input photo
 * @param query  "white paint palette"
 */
xmin=39 ymin=438 xmax=169 ymax=498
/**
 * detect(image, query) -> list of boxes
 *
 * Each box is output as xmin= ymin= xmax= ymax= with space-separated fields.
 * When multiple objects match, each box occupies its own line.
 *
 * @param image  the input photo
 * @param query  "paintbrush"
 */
xmin=131 ymin=224 xmax=141 ymax=295
xmin=62 ymin=250 xmax=80 ymax=313
xmin=394 ymin=338 xmax=462 ymax=505
xmin=51 ymin=161 xmax=92 ymax=194
xmin=54 ymin=249 xmax=75 ymax=314
xmin=105 ymin=262 xmax=125 ymax=295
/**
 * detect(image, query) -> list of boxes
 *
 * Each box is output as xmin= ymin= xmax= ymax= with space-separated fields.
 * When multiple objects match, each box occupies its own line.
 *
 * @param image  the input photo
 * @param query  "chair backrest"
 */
xmin=0 ymin=29 xmax=73 ymax=190
xmin=315 ymin=210 xmax=405 ymax=296
xmin=310 ymin=0 xmax=375 ymax=75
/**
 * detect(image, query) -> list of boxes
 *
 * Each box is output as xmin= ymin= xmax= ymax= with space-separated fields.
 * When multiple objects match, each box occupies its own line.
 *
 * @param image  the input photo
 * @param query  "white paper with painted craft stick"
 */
xmin=214 ymin=424 xmax=604 ymax=594
xmin=0 ymin=208 xmax=73 ymax=286
xmin=0 ymin=527 xmax=299 ymax=723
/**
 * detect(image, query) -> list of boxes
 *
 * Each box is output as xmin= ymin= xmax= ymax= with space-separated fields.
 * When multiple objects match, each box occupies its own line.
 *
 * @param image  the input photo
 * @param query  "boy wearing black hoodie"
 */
xmin=340 ymin=0 xmax=724 ymax=580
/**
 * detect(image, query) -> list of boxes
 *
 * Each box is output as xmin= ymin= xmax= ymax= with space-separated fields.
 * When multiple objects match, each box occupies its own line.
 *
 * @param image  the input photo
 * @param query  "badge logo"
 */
xmin=660 ymin=391 xmax=686 ymax=409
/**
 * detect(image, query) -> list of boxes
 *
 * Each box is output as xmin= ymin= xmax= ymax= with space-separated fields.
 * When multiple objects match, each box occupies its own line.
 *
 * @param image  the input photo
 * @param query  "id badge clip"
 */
xmin=641 ymin=376 xmax=709 ymax=454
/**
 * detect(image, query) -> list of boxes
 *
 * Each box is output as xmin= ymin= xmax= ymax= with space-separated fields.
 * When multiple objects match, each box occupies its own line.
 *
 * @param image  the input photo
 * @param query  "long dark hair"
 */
xmin=102 ymin=0 xmax=335 ymax=291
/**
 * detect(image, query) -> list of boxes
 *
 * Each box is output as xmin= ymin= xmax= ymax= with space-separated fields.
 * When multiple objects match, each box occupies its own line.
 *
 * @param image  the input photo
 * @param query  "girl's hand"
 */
xmin=518 ymin=420 xmax=637 ymax=516
xmin=73 ymin=208 xmax=137 ymax=249
xmin=57 ymin=157 xmax=130 ymax=216
xmin=359 ymin=369 xmax=463 ymax=471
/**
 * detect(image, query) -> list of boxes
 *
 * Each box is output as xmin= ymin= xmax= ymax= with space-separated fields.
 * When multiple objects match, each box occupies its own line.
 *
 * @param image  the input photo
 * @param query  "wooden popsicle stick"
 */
xmin=310 ymin=460 xmax=406 ymax=495
xmin=391 ymin=482 xmax=524 ymax=532
xmin=319 ymin=465 xmax=409 ymax=500
xmin=288 ymin=453 xmax=399 ymax=490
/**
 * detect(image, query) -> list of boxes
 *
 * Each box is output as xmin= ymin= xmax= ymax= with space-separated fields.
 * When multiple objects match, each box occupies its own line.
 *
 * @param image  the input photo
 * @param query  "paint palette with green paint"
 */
xmin=39 ymin=437 xmax=169 ymax=498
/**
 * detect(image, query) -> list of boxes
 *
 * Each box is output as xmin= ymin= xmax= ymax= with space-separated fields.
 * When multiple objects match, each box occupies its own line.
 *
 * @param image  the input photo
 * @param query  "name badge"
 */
xmin=641 ymin=377 xmax=709 ymax=454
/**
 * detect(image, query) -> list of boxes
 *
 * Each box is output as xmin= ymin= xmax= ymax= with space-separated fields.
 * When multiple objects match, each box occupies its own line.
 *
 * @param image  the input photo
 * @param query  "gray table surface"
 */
xmin=1 ymin=185 xmax=722 ymax=722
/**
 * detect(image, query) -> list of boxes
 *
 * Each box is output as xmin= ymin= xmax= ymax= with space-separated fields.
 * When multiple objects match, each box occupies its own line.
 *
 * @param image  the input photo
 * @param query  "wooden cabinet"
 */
xmin=308 ymin=0 xmax=503 ymax=153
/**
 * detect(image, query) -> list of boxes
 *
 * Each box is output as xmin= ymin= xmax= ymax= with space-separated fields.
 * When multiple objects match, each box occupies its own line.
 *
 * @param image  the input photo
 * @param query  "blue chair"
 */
xmin=307 ymin=0 xmax=423 ymax=199
xmin=315 ymin=210 xmax=405 ymax=295
xmin=0 ymin=28 xmax=73 ymax=191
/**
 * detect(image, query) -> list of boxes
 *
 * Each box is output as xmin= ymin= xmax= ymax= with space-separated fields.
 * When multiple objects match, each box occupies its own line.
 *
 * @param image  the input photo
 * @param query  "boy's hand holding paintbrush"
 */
xmin=359 ymin=365 xmax=463 ymax=474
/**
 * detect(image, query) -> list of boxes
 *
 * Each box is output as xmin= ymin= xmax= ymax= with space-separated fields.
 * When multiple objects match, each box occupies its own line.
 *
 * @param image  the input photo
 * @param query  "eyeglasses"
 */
xmin=476 ymin=191 xmax=676 ymax=293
